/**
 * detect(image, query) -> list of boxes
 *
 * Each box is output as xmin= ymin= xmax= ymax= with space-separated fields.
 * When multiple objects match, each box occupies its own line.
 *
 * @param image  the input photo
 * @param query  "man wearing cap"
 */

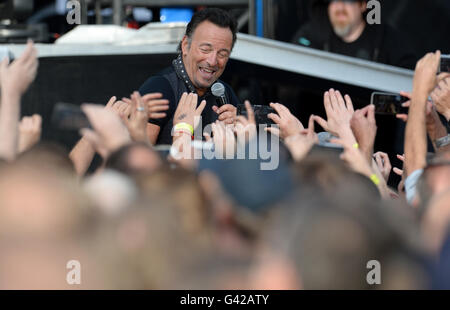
xmin=139 ymin=8 xmax=240 ymax=145
xmin=292 ymin=0 xmax=416 ymax=69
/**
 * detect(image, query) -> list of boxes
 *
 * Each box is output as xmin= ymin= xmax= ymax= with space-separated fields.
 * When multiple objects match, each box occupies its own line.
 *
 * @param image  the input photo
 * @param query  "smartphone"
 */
xmin=237 ymin=104 xmax=276 ymax=125
xmin=440 ymin=54 xmax=450 ymax=74
xmin=51 ymin=102 xmax=91 ymax=130
xmin=370 ymin=92 xmax=409 ymax=115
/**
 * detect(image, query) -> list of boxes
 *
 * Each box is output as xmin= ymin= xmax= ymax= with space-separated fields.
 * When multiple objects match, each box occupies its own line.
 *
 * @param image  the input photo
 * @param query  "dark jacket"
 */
xmin=139 ymin=62 xmax=240 ymax=145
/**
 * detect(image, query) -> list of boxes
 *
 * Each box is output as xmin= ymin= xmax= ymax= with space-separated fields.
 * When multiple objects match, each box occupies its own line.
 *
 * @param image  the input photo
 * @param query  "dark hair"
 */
xmin=16 ymin=142 xmax=75 ymax=174
xmin=177 ymin=8 xmax=238 ymax=52
xmin=105 ymin=142 xmax=160 ymax=175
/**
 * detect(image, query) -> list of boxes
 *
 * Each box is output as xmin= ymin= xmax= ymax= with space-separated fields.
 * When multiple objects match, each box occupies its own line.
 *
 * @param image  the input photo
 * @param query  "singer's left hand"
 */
xmin=213 ymin=104 xmax=237 ymax=125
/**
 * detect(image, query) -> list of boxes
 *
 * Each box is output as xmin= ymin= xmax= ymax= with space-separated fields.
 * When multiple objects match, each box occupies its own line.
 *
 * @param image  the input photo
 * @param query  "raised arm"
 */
xmin=0 ymin=41 xmax=38 ymax=161
xmin=69 ymin=96 xmax=130 ymax=176
xmin=431 ymin=73 xmax=450 ymax=122
xmin=404 ymin=51 xmax=441 ymax=177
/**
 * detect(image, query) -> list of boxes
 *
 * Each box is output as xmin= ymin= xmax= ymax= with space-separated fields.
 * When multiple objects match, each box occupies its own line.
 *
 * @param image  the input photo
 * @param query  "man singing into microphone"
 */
xmin=138 ymin=8 xmax=240 ymax=145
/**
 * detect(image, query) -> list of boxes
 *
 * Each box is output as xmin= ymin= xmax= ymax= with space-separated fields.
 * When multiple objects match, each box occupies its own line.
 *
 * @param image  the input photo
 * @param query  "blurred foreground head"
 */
xmin=252 ymin=157 xmax=429 ymax=289
xmin=0 ymin=145 xmax=111 ymax=289
xmin=197 ymin=148 xmax=294 ymax=213
xmin=294 ymin=148 xmax=380 ymax=198
xmin=105 ymin=142 xmax=162 ymax=175
xmin=90 ymin=166 xmax=257 ymax=289
xmin=422 ymin=189 xmax=450 ymax=255
xmin=0 ymin=143 xmax=79 ymax=238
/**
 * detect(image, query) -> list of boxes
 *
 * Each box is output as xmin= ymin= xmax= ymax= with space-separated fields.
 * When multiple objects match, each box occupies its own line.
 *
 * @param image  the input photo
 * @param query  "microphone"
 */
xmin=211 ymin=82 xmax=228 ymax=107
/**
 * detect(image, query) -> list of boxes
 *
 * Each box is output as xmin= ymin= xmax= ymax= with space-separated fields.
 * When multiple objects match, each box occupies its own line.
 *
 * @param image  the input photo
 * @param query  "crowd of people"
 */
xmin=0 ymin=7 xmax=449 ymax=290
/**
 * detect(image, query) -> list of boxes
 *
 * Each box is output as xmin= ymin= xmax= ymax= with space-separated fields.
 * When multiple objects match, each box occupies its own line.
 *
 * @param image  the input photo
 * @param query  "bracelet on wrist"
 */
xmin=370 ymin=174 xmax=381 ymax=186
xmin=174 ymin=122 xmax=194 ymax=135
xmin=435 ymin=134 xmax=450 ymax=149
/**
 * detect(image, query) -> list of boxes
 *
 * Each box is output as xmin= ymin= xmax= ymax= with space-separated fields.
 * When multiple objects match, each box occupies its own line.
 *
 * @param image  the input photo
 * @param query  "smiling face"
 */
xmin=181 ymin=20 xmax=233 ymax=96
xmin=328 ymin=0 xmax=366 ymax=38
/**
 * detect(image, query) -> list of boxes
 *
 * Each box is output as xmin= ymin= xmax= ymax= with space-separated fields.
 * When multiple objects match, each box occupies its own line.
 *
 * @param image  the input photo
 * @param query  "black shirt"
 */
xmin=138 ymin=58 xmax=240 ymax=145
xmin=293 ymin=23 xmax=417 ymax=70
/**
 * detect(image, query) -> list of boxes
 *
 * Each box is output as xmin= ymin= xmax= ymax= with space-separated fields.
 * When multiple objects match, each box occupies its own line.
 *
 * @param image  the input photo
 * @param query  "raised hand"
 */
xmin=233 ymin=100 xmax=257 ymax=146
xmin=373 ymin=152 xmax=392 ymax=182
xmin=284 ymin=115 xmax=318 ymax=162
xmin=18 ymin=114 xmax=42 ymax=153
xmin=404 ymin=51 xmax=442 ymax=177
xmin=122 ymin=92 xmax=169 ymax=120
xmin=173 ymin=92 xmax=206 ymax=129
xmin=212 ymin=104 xmax=237 ymax=125
xmin=412 ymin=51 xmax=441 ymax=97
xmin=126 ymin=91 xmax=150 ymax=144
xmin=393 ymin=154 xmax=405 ymax=178
xmin=0 ymin=40 xmax=39 ymax=161
xmin=393 ymin=154 xmax=405 ymax=196
xmin=313 ymin=89 xmax=355 ymax=141
xmin=397 ymin=90 xmax=448 ymax=152
xmin=210 ymin=120 xmax=236 ymax=159
xmin=105 ymin=96 xmax=132 ymax=123
xmin=330 ymin=136 xmax=373 ymax=179
xmin=266 ymin=102 xmax=304 ymax=140
xmin=0 ymin=40 xmax=38 ymax=96
xmin=331 ymin=136 xmax=391 ymax=198
xmin=396 ymin=91 xmax=435 ymax=123
xmin=350 ymin=104 xmax=377 ymax=163
xmin=431 ymin=74 xmax=450 ymax=121
xmin=80 ymin=104 xmax=131 ymax=159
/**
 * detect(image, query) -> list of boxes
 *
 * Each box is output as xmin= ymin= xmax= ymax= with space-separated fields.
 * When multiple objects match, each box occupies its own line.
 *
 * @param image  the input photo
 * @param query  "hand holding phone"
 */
xmin=51 ymin=102 xmax=91 ymax=130
xmin=237 ymin=104 xmax=275 ymax=126
xmin=370 ymin=92 xmax=409 ymax=116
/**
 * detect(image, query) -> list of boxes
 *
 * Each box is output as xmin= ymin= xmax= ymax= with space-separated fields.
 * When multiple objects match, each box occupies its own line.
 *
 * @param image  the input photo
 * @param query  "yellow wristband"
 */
xmin=174 ymin=123 xmax=194 ymax=136
xmin=370 ymin=174 xmax=380 ymax=186
xmin=353 ymin=143 xmax=359 ymax=149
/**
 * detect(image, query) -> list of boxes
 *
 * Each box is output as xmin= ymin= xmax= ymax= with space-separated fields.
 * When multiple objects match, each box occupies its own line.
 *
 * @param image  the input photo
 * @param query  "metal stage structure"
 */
xmin=5 ymin=33 xmax=413 ymax=93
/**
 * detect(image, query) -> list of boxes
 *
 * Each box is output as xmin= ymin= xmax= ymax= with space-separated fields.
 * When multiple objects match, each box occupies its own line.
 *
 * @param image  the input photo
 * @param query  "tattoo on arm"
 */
xmin=178 ymin=113 xmax=187 ymax=121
